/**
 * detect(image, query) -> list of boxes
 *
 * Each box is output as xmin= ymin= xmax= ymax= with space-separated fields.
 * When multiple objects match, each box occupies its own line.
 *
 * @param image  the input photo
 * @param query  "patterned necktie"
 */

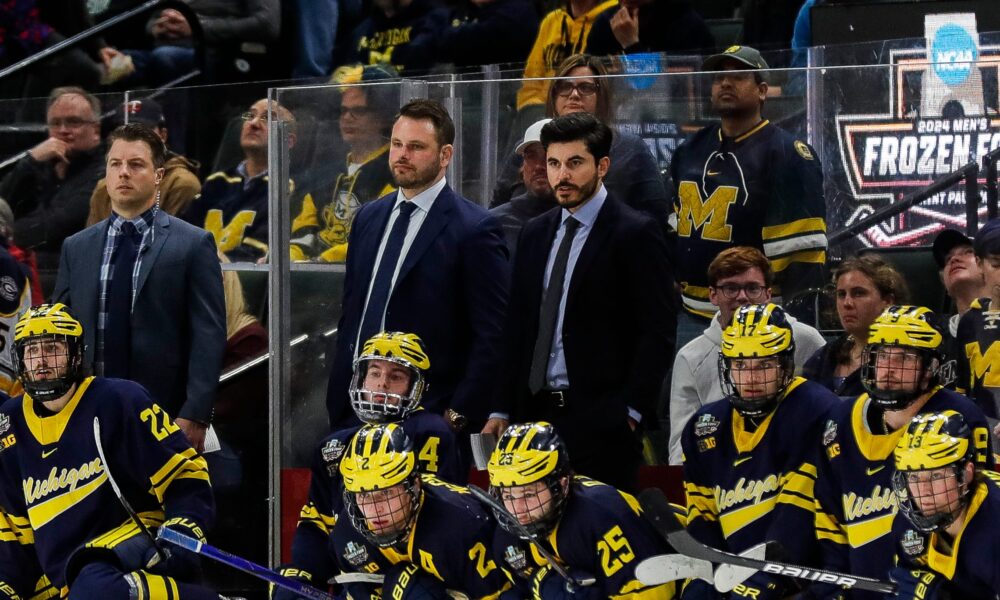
xmin=104 ymin=222 xmax=140 ymax=378
xmin=528 ymin=217 xmax=580 ymax=394
xmin=358 ymin=201 xmax=417 ymax=348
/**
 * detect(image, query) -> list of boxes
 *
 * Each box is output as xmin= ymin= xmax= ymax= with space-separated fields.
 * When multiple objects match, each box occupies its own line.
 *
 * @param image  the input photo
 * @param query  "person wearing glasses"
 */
xmin=290 ymin=65 xmax=397 ymax=263
xmin=0 ymin=87 xmax=105 ymax=277
xmin=495 ymin=54 xmax=668 ymax=229
xmin=668 ymin=246 xmax=826 ymax=465
xmin=183 ymin=98 xmax=297 ymax=263
xmin=669 ymin=46 xmax=827 ymax=353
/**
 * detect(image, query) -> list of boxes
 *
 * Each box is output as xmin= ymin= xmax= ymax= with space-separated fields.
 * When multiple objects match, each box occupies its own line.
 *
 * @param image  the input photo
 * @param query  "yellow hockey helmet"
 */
xmin=487 ymin=422 xmax=572 ymax=538
xmin=862 ymin=306 xmax=950 ymax=410
xmin=719 ymin=304 xmax=795 ymax=418
xmin=349 ymin=332 xmax=430 ymax=423
xmin=13 ymin=304 xmax=85 ymax=402
xmin=891 ymin=411 xmax=975 ymax=532
xmin=340 ymin=423 xmax=421 ymax=547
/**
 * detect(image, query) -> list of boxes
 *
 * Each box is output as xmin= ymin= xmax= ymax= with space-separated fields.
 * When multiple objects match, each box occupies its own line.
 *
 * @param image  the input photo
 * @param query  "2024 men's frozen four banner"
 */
xmin=831 ymin=13 xmax=1000 ymax=248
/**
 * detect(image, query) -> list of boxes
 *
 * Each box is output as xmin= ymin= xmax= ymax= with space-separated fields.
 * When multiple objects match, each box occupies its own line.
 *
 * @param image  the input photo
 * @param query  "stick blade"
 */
xmin=635 ymin=554 xmax=714 ymax=586
xmin=713 ymin=542 xmax=771 ymax=592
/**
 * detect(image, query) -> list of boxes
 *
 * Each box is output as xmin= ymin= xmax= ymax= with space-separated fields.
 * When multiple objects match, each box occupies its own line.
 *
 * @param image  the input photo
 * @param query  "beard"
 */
xmin=711 ymin=96 xmax=758 ymax=121
xmin=392 ymin=160 xmax=440 ymax=190
xmin=554 ymin=174 xmax=599 ymax=210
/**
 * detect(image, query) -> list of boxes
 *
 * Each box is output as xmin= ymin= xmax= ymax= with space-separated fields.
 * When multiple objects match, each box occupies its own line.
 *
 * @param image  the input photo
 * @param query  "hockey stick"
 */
xmin=158 ymin=528 xmax=336 ymax=600
xmin=93 ymin=417 xmax=169 ymax=567
xmin=637 ymin=488 xmax=897 ymax=594
xmin=466 ymin=484 xmax=596 ymax=591
xmin=329 ymin=573 xmax=385 ymax=585
xmin=635 ymin=542 xmax=771 ymax=590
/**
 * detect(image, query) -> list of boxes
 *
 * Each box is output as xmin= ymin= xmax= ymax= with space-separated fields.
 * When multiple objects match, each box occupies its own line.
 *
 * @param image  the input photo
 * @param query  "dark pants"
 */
xmin=533 ymin=390 xmax=643 ymax=493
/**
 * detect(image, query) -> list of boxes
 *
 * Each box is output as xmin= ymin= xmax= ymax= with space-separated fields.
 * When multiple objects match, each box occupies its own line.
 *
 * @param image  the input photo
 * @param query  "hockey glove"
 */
xmin=889 ymin=568 xmax=950 ymax=600
xmin=268 ymin=567 xmax=315 ymax=600
xmin=149 ymin=517 xmax=206 ymax=580
xmin=731 ymin=573 xmax=788 ymax=600
xmin=381 ymin=562 xmax=450 ymax=600
xmin=529 ymin=565 xmax=600 ymax=600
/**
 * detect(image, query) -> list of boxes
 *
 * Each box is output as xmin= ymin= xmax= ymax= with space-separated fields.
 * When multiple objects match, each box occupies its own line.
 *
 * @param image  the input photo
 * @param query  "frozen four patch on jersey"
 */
xmin=900 ymin=528 xmax=926 ymax=556
xmin=694 ymin=414 xmax=720 ymax=437
xmin=0 ymin=276 xmax=17 ymax=302
xmin=344 ymin=540 xmax=369 ymax=566
xmin=823 ymin=420 xmax=838 ymax=446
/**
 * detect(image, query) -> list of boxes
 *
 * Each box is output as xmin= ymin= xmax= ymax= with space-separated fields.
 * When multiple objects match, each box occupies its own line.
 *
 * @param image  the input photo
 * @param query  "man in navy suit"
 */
xmin=53 ymin=123 xmax=225 ymax=452
xmin=326 ymin=99 xmax=510 ymax=433
xmin=486 ymin=113 xmax=675 ymax=491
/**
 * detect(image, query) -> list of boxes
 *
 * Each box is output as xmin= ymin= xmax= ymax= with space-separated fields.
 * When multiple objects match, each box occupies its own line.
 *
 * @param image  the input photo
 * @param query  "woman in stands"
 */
xmin=493 ymin=53 xmax=669 ymax=227
xmin=803 ymin=255 xmax=909 ymax=398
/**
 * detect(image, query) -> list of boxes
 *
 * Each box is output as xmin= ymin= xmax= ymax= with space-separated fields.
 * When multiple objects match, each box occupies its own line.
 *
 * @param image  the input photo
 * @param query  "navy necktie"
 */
xmin=104 ymin=222 xmax=140 ymax=378
xmin=358 ymin=201 xmax=417 ymax=348
xmin=529 ymin=216 xmax=580 ymax=394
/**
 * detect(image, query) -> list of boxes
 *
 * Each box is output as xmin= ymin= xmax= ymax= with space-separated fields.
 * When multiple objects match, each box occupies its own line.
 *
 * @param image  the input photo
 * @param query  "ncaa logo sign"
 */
xmin=932 ymin=23 xmax=978 ymax=86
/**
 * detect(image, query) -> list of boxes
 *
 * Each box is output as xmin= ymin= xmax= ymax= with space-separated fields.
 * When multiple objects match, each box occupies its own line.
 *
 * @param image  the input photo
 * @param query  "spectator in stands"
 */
xmin=343 ymin=0 xmax=448 ymax=75
xmin=0 ymin=199 xmax=42 ymax=306
xmin=668 ymin=246 xmax=826 ymax=464
xmin=0 ymin=198 xmax=32 ymax=398
xmin=956 ymin=219 xmax=1000 ymax=423
xmin=516 ymin=0 xmax=617 ymax=113
xmin=87 ymin=97 xmax=200 ymax=226
xmin=119 ymin=0 xmax=281 ymax=84
xmin=291 ymin=0 xmax=362 ymax=78
xmin=53 ymin=123 xmax=225 ymax=451
xmin=933 ymin=228 xmax=986 ymax=336
xmin=490 ymin=118 xmax=557 ymax=257
xmin=437 ymin=0 xmax=539 ymax=68
xmin=1 ymin=87 xmax=105 ymax=276
xmin=803 ymin=255 xmax=909 ymax=398
xmin=495 ymin=54 xmax=669 ymax=227
xmin=670 ymin=45 xmax=826 ymax=352
xmin=183 ymin=98 xmax=297 ymax=263
xmin=585 ymin=0 xmax=713 ymax=57
xmin=326 ymin=99 xmax=509 ymax=432
xmin=291 ymin=65 xmax=397 ymax=262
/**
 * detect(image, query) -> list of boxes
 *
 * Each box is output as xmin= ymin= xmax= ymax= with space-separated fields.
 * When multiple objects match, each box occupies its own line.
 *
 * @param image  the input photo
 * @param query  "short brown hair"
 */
xmin=396 ymin=99 xmax=455 ymax=147
xmin=545 ymin=54 xmax=614 ymax=125
xmin=707 ymin=246 xmax=774 ymax=287
xmin=833 ymin=254 xmax=910 ymax=304
xmin=107 ymin=123 xmax=167 ymax=169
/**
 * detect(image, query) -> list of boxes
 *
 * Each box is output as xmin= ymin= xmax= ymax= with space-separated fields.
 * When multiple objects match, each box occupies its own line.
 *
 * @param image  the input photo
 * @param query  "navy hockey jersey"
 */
xmin=290 ymin=146 xmax=395 ymax=263
xmin=956 ymin=298 xmax=1000 ymax=419
xmin=669 ymin=121 xmax=826 ymax=316
xmin=812 ymin=388 xmax=991 ymax=600
xmin=682 ymin=377 xmax=838 ymax=562
xmin=893 ymin=470 xmax=1000 ymax=600
xmin=288 ymin=410 xmax=461 ymax=589
xmin=184 ymin=164 xmax=295 ymax=263
xmin=491 ymin=476 xmax=676 ymax=598
xmin=329 ymin=477 xmax=509 ymax=599
xmin=0 ymin=377 xmax=212 ymax=595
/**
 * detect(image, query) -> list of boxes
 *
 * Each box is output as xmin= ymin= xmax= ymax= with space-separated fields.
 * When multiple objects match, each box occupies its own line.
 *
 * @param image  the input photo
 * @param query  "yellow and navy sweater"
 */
xmin=956 ymin=297 xmax=1000 ymax=419
xmin=0 ymin=377 xmax=212 ymax=596
xmin=492 ymin=476 xmax=677 ymax=599
xmin=669 ymin=121 xmax=827 ymax=317
xmin=682 ymin=377 xmax=838 ymax=564
xmin=812 ymin=388 xmax=992 ymax=600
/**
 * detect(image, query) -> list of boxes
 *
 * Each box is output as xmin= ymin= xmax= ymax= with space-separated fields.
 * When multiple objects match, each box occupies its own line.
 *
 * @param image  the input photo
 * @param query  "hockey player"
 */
xmin=681 ymin=303 xmax=839 ymax=599
xmin=487 ymin=421 xmax=677 ymax=599
xmin=888 ymin=411 xmax=1000 ymax=600
xmin=0 ymin=304 xmax=219 ymax=599
xmin=273 ymin=332 xmax=461 ymax=598
xmin=956 ymin=217 xmax=1000 ymax=420
xmin=813 ymin=306 xmax=992 ymax=600
xmin=331 ymin=422 xmax=509 ymax=599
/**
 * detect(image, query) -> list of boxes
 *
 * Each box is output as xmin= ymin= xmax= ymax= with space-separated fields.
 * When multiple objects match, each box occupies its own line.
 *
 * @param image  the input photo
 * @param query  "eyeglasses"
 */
xmin=553 ymin=81 xmax=600 ymax=97
xmin=240 ymin=110 xmax=283 ymax=124
xmin=47 ymin=117 xmax=96 ymax=129
xmin=340 ymin=106 xmax=373 ymax=119
xmin=713 ymin=284 xmax=768 ymax=300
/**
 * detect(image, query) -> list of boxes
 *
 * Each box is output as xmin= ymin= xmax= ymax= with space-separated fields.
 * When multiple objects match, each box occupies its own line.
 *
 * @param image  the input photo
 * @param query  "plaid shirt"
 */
xmin=96 ymin=209 xmax=156 ymax=376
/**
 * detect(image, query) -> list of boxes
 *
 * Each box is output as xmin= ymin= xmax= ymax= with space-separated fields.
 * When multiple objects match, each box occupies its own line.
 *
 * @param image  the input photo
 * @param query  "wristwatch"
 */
xmin=445 ymin=409 xmax=468 ymax=432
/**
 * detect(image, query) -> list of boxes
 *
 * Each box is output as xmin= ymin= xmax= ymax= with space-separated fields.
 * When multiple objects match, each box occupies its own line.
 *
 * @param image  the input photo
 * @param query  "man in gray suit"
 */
xmin=53 ymin=123 xmax=225 ymax=451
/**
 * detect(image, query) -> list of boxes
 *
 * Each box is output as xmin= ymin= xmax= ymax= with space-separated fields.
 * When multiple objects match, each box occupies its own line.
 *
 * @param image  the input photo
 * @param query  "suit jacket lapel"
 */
xmin=566 ymin=198 xmax=616 ymax=305
xmin=395 ymin=185 xmax=453 ymax=285
xmin=530 ymin=210 xmax=562 ymax=299
xmin=135 ymin=211 xmax=171 ymax=296
xmin=357 ymin=195 xmax=397 ymax=283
